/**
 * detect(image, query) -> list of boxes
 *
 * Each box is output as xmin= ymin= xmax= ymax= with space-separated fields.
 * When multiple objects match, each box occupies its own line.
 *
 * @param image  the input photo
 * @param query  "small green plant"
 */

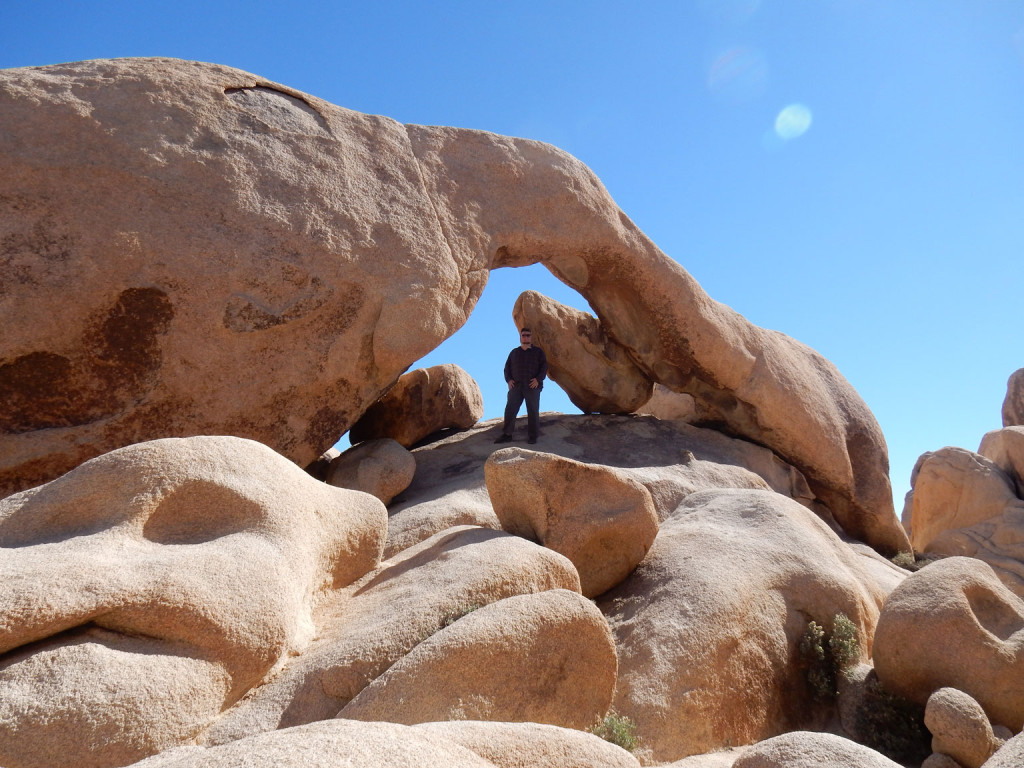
xmin=854 ymin=676 xmax=930 ymax=764
xmin=589 ymin=711 xmax=639 ymax=752
xmin=891 ymin=551 xmax=944 ymax=572
xmin=798 ymin=612 xmax=860 ymax=699
xmin=829 ymin=612 xmax=860 ymax=675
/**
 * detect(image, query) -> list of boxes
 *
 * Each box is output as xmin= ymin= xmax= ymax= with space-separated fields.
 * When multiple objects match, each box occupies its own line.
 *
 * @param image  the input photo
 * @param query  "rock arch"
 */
xmin=0 ymin=57 xmax=908 ymax=553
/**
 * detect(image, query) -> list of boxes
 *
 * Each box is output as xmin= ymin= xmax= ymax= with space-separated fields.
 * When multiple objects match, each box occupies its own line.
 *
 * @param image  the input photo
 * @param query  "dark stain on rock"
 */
xmin=0 ymin=287 xmax=174 ymax=434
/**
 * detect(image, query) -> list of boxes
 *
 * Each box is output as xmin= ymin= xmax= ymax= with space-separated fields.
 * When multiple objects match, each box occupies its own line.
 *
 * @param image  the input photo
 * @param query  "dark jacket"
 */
xmin=504 ymin=346 xmax=548 ymax=388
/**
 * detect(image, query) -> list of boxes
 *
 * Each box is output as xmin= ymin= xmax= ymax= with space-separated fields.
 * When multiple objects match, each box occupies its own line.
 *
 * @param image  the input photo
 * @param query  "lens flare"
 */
xmin=774 ymin=103 xmax=813 ymax=140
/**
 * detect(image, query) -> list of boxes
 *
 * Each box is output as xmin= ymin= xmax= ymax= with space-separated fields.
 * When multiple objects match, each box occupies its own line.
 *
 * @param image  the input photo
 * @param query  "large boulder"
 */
xmin=385 ymin=414 xmax=817 ymax=559
xmin=414 ymin=721 xmax=640 ymax=768
xmin=338 ymin=589 xmax=617 ymax=728
xmin=0 ymin=58 xmax=904 ymax=557
xmin=873 ymin=556 xmax=1024 ymax=731
xmin=485 ymin=447 xmax=658 ymax=597
xmin=598 ymin=488 xmax=886 ymax=763
xmin=326 ymin=437 xmax=416 ymax=505
xmin=202 ymin=525 xmax=581 ymax=744
xmin=349 ymin=364 xmax=484 ymax=448
xmin=512 ymin=290 xmax=653 ymax=414
xmin=0 ymin=436 xmax=385 ymax=768
xmin=1003 ymin=368 xmax=1024 ymax=427
xmin=732 ymin=732 xmax=902 ymax=768
xmin=128 ymin=720 xmax=498 ymax=768
xmin=978 ymin=426 xmax=1024 ymax=497
xmin=904 ymin=447 xmax=1019 ymax=552
xmin=924 ymin=687 xmax=1003 ymax=768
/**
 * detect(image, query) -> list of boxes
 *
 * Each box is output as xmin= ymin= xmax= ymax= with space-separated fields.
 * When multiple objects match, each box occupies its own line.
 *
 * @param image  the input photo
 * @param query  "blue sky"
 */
xmin=4 ymin=1 xmax=1023 ymax=511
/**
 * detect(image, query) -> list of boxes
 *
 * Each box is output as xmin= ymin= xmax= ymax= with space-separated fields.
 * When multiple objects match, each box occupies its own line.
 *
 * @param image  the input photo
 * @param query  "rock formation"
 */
xmin=326 ymin=437 xmax=416 ymax=504
xmin=873 ymin=556 xmax=1024 ymax=732
xmin=731 ymin=731 xmax=903 ymax=768
xmin=511 ymin=290 xmax=653 ymax=414
xmin=598 ymin=488 xmax=886 ymax=762
xmin=0 ymin=436 xmax=386 ymax=768
xmin=338 ymin=589 xmax=617 ymax=727
xmin=485 ymin=447 xmax=659 ymax=597
xmin=1003 ymin=368 xmax=1024 ymax=427
xmin=384 ymin=413 xmax=818 ymax=559
xmin=924 ymin=687 xmax=1004 ymax=768
xmin=0 ymin=57 xmax=907 ymax=557
xmin=349 ymin=364 xmax=484 ymax=448
xmin=637 ymin=383 xmax=698 ymax=422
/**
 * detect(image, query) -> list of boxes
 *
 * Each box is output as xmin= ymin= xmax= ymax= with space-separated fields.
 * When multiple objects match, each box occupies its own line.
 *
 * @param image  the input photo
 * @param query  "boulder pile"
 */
xmin=1 ymin=56 xmax=1022 ymax=768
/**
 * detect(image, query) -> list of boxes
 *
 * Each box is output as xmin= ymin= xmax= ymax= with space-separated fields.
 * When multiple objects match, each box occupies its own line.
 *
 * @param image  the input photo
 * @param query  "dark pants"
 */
xmin=503 ymin=384 xmax=541 ymax=439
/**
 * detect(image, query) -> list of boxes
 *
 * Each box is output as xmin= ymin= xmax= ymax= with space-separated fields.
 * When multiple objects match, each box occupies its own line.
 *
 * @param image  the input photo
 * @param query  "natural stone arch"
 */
xmin=0 ymin=57 xmax=907 ymax=553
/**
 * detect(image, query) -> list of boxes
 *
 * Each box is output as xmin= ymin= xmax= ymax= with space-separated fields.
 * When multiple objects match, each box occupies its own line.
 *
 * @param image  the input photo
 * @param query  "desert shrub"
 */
xmin=799 ymin=612 xmax=860 ymax=698
xmin=891 ymin=551 xmax=944 ymax=572
xmin=854 ymin=676 xmax=930 ymax=764
xmin=589 ymin=711 xmax=639 ymax=752
xmin=829 ymin=613 xmax=860 ymax=675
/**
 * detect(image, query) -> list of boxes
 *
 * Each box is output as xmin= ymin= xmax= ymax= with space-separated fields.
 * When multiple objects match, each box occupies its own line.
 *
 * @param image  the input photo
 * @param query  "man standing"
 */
xmin=494 ymin=327 xmax=548 ymax=444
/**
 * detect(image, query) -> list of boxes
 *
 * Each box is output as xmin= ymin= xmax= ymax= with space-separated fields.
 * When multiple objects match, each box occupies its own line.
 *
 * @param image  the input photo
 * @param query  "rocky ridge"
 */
xmin=1 ymin=56 xmax=1022 ymax=768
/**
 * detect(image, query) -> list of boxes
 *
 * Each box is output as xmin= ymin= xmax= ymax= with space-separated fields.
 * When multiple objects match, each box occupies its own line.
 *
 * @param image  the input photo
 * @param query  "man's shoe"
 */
xmin=527 ymin=437 xmax=538 ymax=444
xmin=494 ymin=434 xmax=513 ymax=444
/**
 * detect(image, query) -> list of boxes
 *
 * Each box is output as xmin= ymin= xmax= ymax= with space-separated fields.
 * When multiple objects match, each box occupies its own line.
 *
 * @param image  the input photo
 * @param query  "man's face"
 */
xmin=520 ymin=331 xmax=532 ymax=348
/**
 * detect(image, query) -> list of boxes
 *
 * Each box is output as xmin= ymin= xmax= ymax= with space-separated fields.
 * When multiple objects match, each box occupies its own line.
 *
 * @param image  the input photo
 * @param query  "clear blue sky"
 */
xmin=4 ymin=1 xmax=1023 ymax=511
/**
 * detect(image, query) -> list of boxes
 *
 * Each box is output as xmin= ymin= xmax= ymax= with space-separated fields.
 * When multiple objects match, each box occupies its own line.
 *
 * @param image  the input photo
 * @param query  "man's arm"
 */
xmin=535 ymin=347 xmax=548 ymax=382
xmin=504 ymin=350 xmax=514 ymax=387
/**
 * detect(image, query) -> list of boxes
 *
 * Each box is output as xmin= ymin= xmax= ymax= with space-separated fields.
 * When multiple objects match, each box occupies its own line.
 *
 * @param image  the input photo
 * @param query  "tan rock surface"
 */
xmin=905 ymin=447 xmax=1019 ymax=552
xmin=637 ymin=383 xmax=698 ymax=422
xmin=326 ymin=437 xmax=416 ymax=505
xmin=873 ymin=556 xmax=1024 ymax=731
xmin=1002 ymin=368 xmax=1024 ymax=427
xmin=485 ymin=447 xmax=658 ymax=597
xmin=978 ymin=426 xmax=1024 ymax=497
xmin=1 ymin=58 xmax=903 ymax=557
xmin=986 ymin=730 xmax=1024 ymax=768
xmin=338 ymin=589 xmax=616 ymax=727
xmin=732 ymin=732 xmax=902 ymax=768
xmin=202 ymin=525 xmax=580 ymax=744
xmin=925 ymin=687 xmax=1001 ymax=768
xmin=512 ymin=290 xmax=652 ymax=414
xmin=349 ymin=364 xmax=483 ymax=448
xmin=129 ymin=719 xmax=498 ymax=768
xmin=920 ymin=753 xmax=963 ymax=768
xmin=415 ymin=720 xmax=641 ymax=768
xmin=385 ymin=414 xmax=817 ymax=559
xmin=598 ymin=488 xmax=886 ymax=763
xmin=0 ymin=435 xmax=385 ymax=768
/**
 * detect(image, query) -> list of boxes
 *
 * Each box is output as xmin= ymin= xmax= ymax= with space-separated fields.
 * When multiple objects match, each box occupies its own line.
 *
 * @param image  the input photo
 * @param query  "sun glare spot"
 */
xmin=774 ymin=103 xmax=813 ymax=140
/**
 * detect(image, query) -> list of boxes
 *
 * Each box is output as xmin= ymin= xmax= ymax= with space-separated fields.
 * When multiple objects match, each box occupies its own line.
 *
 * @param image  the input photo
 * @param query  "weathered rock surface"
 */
xmin=873 ymin=557 xmax=1024 ymax=731
xmin=338 ymin=589 xmax=616 ymax=727
xmin=920 ymin=753 xmax=962 ymax=768
xmin=732 ymin=731 xmax=902 ymax=768
xmin=349 ymin=364 xmax=483 ymax=448
xmin=979 ymin=426 xmax=1024 ymax=497
xmin=904 ymin=447 xmax=1019 ymax=552
xmin=326 ymin=437 xmax=416 ymax=505
xmin=129 ymin=719 xmax=498 ymax=768
xmin=637 ymin=383 xmax=698 ymax=422
xmin=385 ymin=414 xmax=818 ymax=559
xmin=202 ymin=525 xmax=580 ymax=744
xmin=986 ymin=730 xmax=1024 ymax=768
xmin=0 ymin=57 xmax=904 ymax=557
xmin=485 ymin=447 xmax=658 ymax=597
xmin=1003 ymin=368 xmax=1024 ymax=427
xmin=925 ymin=687 xmax=1002 ymax=768
xmin=598 ymin=488 xmax=885 ymax=763
xmin=414 ymin=721 xmax=641 ymax=768
xmin=0 ymin=436 xmax=386 ymax=768
xmin=512 ymin=290 xmax=652 ymax=414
